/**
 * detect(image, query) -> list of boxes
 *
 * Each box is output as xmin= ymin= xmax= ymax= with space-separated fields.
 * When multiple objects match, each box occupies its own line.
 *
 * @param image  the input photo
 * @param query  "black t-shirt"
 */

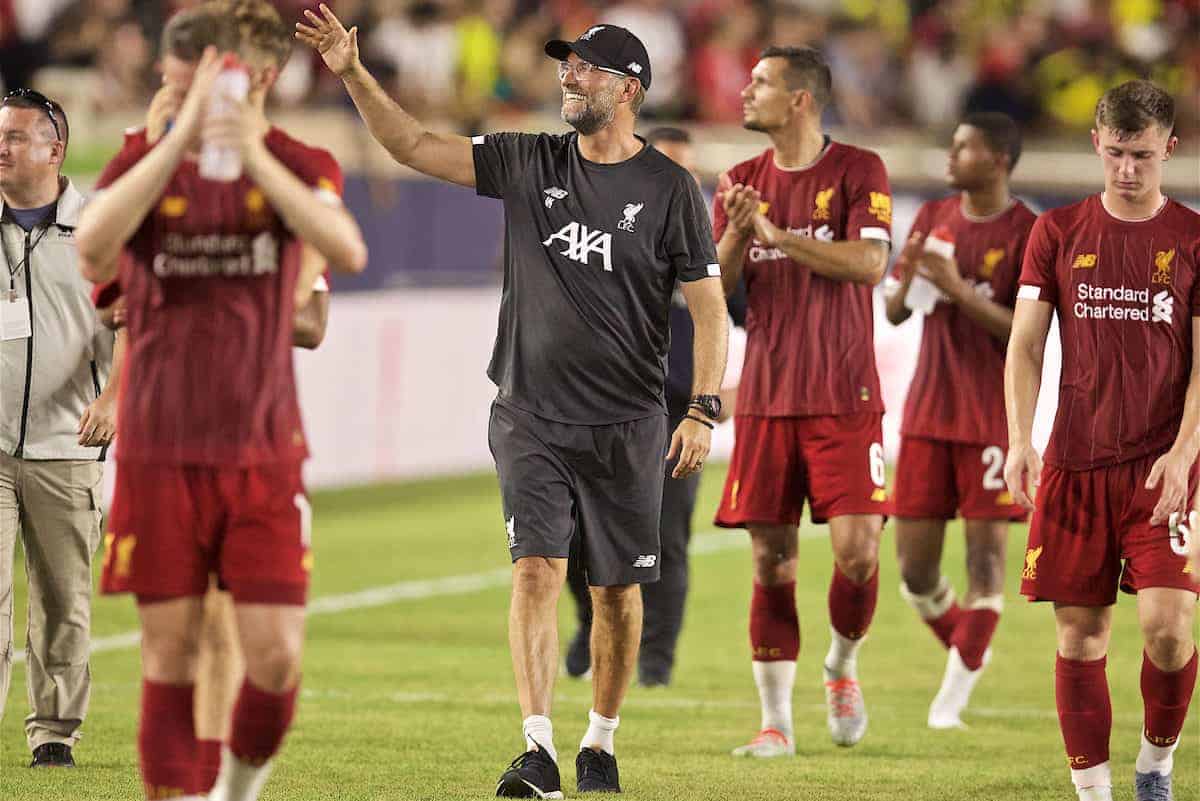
xmin=473 ymin=132 xmax=720 ymax=425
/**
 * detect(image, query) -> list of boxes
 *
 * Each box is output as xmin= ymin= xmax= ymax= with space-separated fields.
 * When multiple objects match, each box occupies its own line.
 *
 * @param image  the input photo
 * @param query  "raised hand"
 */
xmin=296 ymin=4 xmax=360 ymax=78
xmin=170 ymin=47 xmax=226 ymax=148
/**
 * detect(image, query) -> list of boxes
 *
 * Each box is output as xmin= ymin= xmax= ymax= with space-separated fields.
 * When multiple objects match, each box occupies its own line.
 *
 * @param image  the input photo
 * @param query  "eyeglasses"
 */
xmin=2 ymin=89 xmax=62 ymax=141
xmin=557 ymin=60 xmax=628 ymax=81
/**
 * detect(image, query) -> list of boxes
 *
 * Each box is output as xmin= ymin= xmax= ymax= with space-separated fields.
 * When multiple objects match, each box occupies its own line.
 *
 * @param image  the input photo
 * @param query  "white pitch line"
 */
xmin=13 ymin=529 xmax=755 ymax=665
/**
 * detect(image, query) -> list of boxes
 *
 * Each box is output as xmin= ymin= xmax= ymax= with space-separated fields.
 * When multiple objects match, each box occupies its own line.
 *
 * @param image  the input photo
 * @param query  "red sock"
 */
xmin=828 ymin=564 xmax=878 ymax=640
xmin=926 ymin=603 xmax=965 ymax=649
xmin=749 ymin=581 xmax=799 ymax=661
xmin=196 ymin=738 xmax=222 ymax=793
xmin=1142 ymin=648 xmax=1198 ymax=748
xmin=139 ymin=680 xmax=201 ymax=799
xmin=1055 ymin=655 xmax=1111 ymax=770
xmin=229 ymin=679 xmax=299 ymax=766
xmin=950 ymin=608 xmax=1000 ymax=671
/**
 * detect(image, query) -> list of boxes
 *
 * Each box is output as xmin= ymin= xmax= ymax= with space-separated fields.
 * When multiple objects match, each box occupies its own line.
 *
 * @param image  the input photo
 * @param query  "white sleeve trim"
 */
xmin=706 ymin=263 xmax=721 ymax=277
xmin=860 ymin=226 xmax=891 ymax=242
xmin=471 ymin=135 xmax=486 ymax=145
xmin=1017 ymin=284 xmax=1043 ymax=301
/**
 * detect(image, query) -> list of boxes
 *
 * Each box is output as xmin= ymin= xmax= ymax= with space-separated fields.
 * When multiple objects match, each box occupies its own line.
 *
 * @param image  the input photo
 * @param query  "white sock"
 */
xmin=580 ymin=709 xmax=619 ymax=755
xmin=825 ymin=627 xmax=863 ymax=678
xmin=899 ymin=576 xmax=956 ymax=620
xmin=207 ymin=746 xmax=273 ymax=801
xmin=523 ymin=714 xmax=557 ymax=762
xmin=1075 ymin=786 xmax=1113 ymax=801
xmin=751 ymin=660 xmax=795 ymax=737
xmin=1135 ymin=732 xmax=1179 ymax=775
xmin=1071 ymin=762 xmax=1112 ymax=799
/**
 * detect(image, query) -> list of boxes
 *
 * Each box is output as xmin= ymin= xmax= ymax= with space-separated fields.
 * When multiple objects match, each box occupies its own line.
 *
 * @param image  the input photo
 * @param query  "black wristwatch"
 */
xmin=688 ymin=394 xmax=722 ymax=420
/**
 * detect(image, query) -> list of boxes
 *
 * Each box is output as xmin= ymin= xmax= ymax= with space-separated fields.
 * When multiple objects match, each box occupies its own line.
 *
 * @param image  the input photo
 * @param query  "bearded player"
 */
xmin=714 ymin=46 xmax=892 ymax=755
xmin=76 ymin=22 xmax=366 ymax=801
xmin=1004 ymin=80 xmax=1198 ymax=801
xmin=883 ymin=113 xmax=1035 ymax=729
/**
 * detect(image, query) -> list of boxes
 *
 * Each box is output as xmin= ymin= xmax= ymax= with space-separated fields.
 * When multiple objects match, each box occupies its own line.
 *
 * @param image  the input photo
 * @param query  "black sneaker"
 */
xmin=576 ymin=748 xmax=621 ymax=793
xmin=496 ymin=743 xmax=563 ymax=799
xmin=565 ymin=624 xmax=591 ymax=679
xmin=30 ymin=743 xmax=75 ymax=768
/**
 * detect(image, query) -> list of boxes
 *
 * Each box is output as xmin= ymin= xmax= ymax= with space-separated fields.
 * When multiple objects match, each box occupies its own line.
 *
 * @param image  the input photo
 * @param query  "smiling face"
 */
xmin=558 ymin=53 xmax=630 ymax=135
xmin=1092 ymin=123 xmax=1175 ymax=206
xmin=0 ymin=106 xmax=62 ymax=197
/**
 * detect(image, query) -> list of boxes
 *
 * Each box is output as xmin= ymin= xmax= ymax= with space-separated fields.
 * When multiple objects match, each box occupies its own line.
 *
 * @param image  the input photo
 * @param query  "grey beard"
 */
xmin=564 ymin=102 xmax=615 ymax=136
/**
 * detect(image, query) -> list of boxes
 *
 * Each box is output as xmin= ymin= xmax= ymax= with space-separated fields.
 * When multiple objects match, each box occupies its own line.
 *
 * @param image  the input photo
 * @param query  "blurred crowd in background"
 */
xmin=0 ymin=0 xmax=1196 ymax=138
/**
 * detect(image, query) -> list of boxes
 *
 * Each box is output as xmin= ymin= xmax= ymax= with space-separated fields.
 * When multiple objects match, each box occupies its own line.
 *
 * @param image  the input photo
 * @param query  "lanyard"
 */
xmin=2 ymin=222 xmax=52 ymax=302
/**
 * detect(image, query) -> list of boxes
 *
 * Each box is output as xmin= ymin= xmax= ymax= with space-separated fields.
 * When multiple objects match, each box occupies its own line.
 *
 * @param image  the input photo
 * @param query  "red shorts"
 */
xmin=1020 ymin=453 xmax=1199 ymax=606
xmin=101 ymin=461 xmax=312 ymax=605
xmin=715 ymin=413 xmax=887 ymax=528
xmin=890 ymin=436 xmax=1027 ymax=522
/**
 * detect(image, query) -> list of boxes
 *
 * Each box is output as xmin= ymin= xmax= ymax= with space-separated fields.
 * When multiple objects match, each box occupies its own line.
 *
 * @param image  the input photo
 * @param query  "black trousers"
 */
xmin=566 ymin=449 xmax=701 ymax=682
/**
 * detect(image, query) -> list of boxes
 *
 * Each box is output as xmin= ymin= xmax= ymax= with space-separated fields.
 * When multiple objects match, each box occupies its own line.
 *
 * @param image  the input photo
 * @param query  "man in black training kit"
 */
xmin=298 ymin=8 xmax=729 ymax=798
xmin=565 ymin=127 xmax=745 ymax=688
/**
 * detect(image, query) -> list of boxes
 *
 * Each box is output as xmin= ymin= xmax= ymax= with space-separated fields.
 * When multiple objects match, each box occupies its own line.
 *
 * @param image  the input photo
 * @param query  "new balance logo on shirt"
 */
xmin=543 ymin=221 xmax=613 ymax=272
xmin=632 ymin=554 xmax=657 ymax=568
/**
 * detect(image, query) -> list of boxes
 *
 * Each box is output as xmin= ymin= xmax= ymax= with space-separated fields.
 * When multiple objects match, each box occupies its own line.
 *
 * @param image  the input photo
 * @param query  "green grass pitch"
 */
xmin=0 ymin=468 xmax=1196 ymax=800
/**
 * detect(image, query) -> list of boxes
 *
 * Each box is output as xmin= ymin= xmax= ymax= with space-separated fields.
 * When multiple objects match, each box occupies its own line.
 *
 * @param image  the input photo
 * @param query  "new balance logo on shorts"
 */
xmin=632 ymin=554 xmax=657 ymax=568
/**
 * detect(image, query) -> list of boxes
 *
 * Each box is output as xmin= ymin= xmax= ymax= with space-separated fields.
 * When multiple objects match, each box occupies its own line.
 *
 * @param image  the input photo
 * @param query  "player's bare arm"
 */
xmin=1002 ymin=298 xmax=1052 ymax=510
xmin=77 ymin=328 xmax=125 ymax=447
xmin=920 ymin=248 xmax=1014 ymax=340
xmin=884 ymin=231 xmax=924 ymax=325
xmin=203 ymin=105 xmax=366 ymax=273
xmin=753 ymin=213 xmax=888 ymax=285
xmin=1145 ymin=317 xmax=1200 ymax=525
xmin=296 ymin=4 xmax=475 ymax=188
xmin=716 ymin=177 xmax=760 ymax=295
xmin=77 ymin=48 xmax=226 ymax=282
xmin=293 ymin=289 xmax=330 ymax=350
xmin=669 ymin=276 xmax=729 ymax=479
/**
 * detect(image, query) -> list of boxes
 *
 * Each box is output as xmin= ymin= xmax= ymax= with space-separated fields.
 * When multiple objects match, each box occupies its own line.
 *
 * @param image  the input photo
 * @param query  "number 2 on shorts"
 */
xmin=981 ymin=445 xmax=1005 ymax=491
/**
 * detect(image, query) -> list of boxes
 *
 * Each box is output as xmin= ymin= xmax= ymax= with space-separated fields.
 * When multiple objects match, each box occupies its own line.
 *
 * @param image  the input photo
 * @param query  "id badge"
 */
xmin=0 ymin=296 xmax=32 ymax=341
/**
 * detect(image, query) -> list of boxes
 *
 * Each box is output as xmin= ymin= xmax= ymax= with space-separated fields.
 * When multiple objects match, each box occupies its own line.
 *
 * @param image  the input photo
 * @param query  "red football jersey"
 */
xmin=714 ymin=140 xmax=892 ymax=416
xmin=896 ymin=196 xmax=1037 ymax=444
xmin=1019 ymin=195 xmax=1200 ymax=471
xmin=94 ymin=126 xmax=344 ymax=466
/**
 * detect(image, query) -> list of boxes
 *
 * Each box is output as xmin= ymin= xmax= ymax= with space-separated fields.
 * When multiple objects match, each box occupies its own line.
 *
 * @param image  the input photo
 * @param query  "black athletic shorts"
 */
xmin=487 ymin=399 xmax=667 ymax=585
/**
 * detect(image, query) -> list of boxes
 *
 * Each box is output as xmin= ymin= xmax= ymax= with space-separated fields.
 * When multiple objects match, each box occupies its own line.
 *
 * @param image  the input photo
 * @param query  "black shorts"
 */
xmin=488 ymin=399 xmax=667 ymax=586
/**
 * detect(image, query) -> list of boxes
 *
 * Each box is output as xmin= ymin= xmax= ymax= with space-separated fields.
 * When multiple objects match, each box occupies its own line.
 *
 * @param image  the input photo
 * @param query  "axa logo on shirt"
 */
xmin=1074 ymin=282 xmax=1173 ymax=324
xmin=543 ymin=221 xmax=613 ymax=272
xmin=748 ymin=224 xmax=833 ymax=262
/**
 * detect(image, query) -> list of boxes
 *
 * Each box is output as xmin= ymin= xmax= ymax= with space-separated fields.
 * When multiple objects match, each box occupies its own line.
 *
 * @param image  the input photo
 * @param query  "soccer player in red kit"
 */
xmin=713 ymin=46 xmax=892 ymax=754
xmin=74 ymin=35 xmax=366 ymax=801
xmin=1004 ymin=81 xmax=1198 ymax=801
xmin=884 ymin=113 xmax=1036 ymax=730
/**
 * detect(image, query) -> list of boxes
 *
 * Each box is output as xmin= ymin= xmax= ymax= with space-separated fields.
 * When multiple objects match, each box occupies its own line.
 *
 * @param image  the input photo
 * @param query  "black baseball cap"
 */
xmin=545 ymin=25 xmax=652 ymax=90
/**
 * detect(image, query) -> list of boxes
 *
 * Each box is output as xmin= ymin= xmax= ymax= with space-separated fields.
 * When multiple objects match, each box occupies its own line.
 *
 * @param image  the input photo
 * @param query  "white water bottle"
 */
xmin=199 ymin=57 xmax=250 ymax=182
xmin=904 ymin=228 xmax=955 ymax=315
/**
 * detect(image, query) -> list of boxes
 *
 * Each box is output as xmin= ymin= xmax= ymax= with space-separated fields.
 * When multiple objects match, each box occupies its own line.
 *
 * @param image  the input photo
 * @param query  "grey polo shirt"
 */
xmin=0 ymin=179 xmax=113 ymax=460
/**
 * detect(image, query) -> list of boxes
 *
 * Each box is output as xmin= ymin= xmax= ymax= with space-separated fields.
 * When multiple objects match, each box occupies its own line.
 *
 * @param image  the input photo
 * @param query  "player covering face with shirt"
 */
xmin=1004 ymin=80 xmax=1197 ymax=801
xmin=299 ymin=6 xmax=729 ymax=797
